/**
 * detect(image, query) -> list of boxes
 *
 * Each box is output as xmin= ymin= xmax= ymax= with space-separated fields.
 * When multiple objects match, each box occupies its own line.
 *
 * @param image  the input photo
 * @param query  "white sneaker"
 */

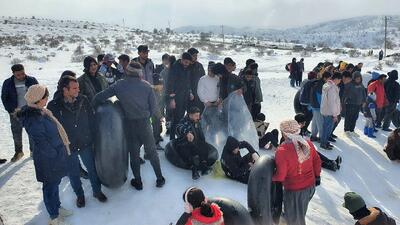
xmin=351 ymin=132 xmax=360 ymax=138
xmin=345 ymin=131 xmax=352 ymax=137
xmin=58 ymin=207 xmax=73 ymax=218
xmin=49 ymin=217 xmax=70 ymax=225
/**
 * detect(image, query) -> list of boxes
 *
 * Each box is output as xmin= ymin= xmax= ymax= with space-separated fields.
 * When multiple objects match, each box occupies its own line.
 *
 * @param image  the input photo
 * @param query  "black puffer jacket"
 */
xmin=47 ymin=94 xmax=95 ymax=152
xmin=384 ymin=70 xmax=400 ymax=104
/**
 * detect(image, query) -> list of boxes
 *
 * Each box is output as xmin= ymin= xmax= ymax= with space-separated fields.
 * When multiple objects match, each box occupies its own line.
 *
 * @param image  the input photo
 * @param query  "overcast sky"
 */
xmin=1 ymin=0 xmax=399 ymax=30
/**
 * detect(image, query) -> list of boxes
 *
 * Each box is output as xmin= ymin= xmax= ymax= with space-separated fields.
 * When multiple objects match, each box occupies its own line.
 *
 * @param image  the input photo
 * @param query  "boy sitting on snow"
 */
xmin=254 ymin=113 xmax=279 ymax=150
xmin=343 ymin=192 xmax=396 ymax=225
xmin=363 ymin=93 xmax=378 ymax=138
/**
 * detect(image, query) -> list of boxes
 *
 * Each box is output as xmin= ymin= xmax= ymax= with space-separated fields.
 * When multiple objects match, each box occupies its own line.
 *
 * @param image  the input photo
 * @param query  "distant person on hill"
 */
xmin=343 ymin=192 xmax=396 ymax=225
xmin=296 ymin=58 xmax=304 ymax=87
xmin=379 ymin=49 xmax=384 ymax=61
xmin=289 ymin=58 xmax=298 ymax=87
xmin=384 ymin=128 xmax=400 ymax=161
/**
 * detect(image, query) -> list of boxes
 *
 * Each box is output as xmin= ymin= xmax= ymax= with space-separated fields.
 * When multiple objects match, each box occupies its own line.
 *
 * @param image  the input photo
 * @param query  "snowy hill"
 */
xmin=175 ymin=15 xmax=400 ymax=49
xmin=0 ymin=16 xmax=399 ymax=225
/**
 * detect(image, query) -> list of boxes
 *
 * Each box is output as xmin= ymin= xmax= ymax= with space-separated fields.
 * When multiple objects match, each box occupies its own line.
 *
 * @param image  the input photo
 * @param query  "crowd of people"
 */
xmin=0 ymin=44 xmax=398 ymax=225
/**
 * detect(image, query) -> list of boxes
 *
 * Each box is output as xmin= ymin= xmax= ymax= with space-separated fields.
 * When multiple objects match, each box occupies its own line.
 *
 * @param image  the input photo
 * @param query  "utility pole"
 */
xmin=221 ymin=25 xmax=225 ymax=44
xmin=384 ymin=16 xmax=387 ymax=57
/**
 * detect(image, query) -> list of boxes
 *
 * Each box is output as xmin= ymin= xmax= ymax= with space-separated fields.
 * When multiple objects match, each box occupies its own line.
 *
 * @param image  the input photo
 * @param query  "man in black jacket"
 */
xmin=221 ymin=136 xmax=259 ymax=184
xmin=167 ymin=52 xmax=193 ymax=140
xmin=1 ymin=64 xmax=38 ymax=162
xmin=212 ymin=63 xmax=243 ymax=101
xmin=187 ymin=48 xmax=206 ymax=113
xmin=175 ymin=107 xmax=213 ymax=180
xmin=47 ymin=76 xmax=107 ymax=208
xmin=383 ymin=70 xmax=400 ymax=131
xmin=93 ymin=62 xmax=165 ymax=190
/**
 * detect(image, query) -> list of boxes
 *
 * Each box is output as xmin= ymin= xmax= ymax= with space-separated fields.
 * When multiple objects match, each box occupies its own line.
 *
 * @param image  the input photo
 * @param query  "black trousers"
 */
xmin=300 ymin=105 xmax=313 ymax=131
xmin=344 ymin=104 xmax=361 ymax=132
xmin=383 ymin=103 xmax=397 ymax=129
xmin=259 ymin=129 xmax=279 ymax=148
xmin=126 ymin=119 xmax=163 ymax=180
xmin=375 ymin=108 xmax=385 ymax=127
xmin=318 ymin=152 xmax=337 ymax=171
xmin=170 ymin=97 xmax=188 ymax=140
xmin=251 ymin=103 xmax=262 ymax=121
xmin=176 ymin=141 xmax=210 ymax=167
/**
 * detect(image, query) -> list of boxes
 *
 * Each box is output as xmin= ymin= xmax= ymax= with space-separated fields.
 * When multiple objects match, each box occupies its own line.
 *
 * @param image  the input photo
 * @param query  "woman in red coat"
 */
xmin=273 ymin=120 xmax=321 ymax=225
xmin=177 ymin=187 xmax=224 ymax=225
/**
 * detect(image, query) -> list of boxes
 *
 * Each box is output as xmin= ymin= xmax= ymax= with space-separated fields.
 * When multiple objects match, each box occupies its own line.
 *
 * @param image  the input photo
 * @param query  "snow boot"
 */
xmin=368 ymin=128 xmax=376 ymax=138
xmin=335 ymin=156 xmax=342 ymax=170
xmin=156 ymin=176 xmax=165 ymax=188
xmin=130 ymin=178 xmax=143 ymax=190
xmin=93 ymin=192 xmax=107 ymax=202
xmin=76 ymin=196 xmax=85 ymax=208
xmin=58 ymin=207 xmax=73 ymax=218
xmin=364 ymin=127 xmax=368 ymax=135
xmin=0 ymin=159 xmax=6 ymax=164
xmin=49 ymin=217 xmax=70 ymax=225
xmin=200 ymin=161 xmax=211 ymax=176
xmin=10 ymin=151 xmax=24 ymax=162
xmin=192 ymin=156 xmax=201 ymax=180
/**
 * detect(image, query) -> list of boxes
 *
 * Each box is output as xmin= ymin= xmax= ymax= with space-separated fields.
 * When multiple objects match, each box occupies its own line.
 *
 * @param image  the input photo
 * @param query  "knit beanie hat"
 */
xmin=343 ymin=192 xmax=366 ymax=213
xmin=83 ymin=56 xmax=97 ymax=72
xmin=24 ymin=84 xmax=47 ymax=106
xmin=125 ymin=61 xmax=143 ymax=77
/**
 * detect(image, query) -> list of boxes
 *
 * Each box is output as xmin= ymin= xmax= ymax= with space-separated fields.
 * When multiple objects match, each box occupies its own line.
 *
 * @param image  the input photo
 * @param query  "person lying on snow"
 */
xmin=176 ymin=187 xmax=224 ymax=225
xmin=384 ymin=128 xmax=400 ymax=161
xmin=221 ymin=136 xmax=260 ymax=184
xmin=254 ymin=113 xmax=279 ymax=150
xmin=343 ymin=192 xmax=396 ymax=225
xmin=295 ymin=113 xmax=342 ymax=171
xmin=176 ymin=107 xmax=213 ymax=180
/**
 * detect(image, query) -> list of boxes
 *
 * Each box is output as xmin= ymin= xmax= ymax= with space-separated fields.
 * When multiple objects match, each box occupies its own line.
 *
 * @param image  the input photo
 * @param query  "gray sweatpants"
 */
xmin=283 ymin=186 xmax=315 ymax=225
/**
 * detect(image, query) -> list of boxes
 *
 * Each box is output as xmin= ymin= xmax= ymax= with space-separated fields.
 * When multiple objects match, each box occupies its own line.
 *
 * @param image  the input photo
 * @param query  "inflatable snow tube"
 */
xmin=247 ymin=155 xmax=282 ymax=225
xmin=164 ymin=140 xmax=218 ymax=169
xmin=209 ymin=197 xmax=255 ymax=225
xmin=94 ymin=99 xmax=128 ymax=188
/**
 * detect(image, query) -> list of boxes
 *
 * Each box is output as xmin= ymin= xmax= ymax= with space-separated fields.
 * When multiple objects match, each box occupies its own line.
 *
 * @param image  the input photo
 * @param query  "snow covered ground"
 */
xmin=0 ymin=18 xmax=400 ymax=225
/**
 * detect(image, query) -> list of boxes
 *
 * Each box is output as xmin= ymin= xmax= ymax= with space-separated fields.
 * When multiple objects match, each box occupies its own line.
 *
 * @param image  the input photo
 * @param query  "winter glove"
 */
xmin=315 ymin=176 xmax=321 ymax=186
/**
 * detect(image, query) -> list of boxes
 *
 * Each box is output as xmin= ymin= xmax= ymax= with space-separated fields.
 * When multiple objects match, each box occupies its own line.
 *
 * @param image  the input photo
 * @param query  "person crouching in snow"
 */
xmin=254 ymin=113 xmax=279 ymax=150
xmin=17 ymin=85 xmax=73 ymax=225
xmin=176 ymin=187 xmax=224 ymax=225
xmin=384 ymin=128 xmax=400 ymax=161
xmin=176 ymin=107 xmax=213 ymax=180
xmin=295 ymin=113 xmax=342 ymax=172
xmin=221 ymin=136 xmax=260 ymax=184
xmin=272 ymin=120 xmax=321 ymax=225
xmin=343 ymin=192 xmax=396 ymax=225
xmin=363 ymin=93 xmax=378 ymax=138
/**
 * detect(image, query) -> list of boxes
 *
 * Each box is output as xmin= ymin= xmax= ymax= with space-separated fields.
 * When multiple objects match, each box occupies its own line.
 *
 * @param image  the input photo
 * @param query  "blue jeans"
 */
xmin=311 ymin=109 xmax=323 ymax=137
xmin=67 ymin=147 xmax=101 ymax=197
xmin=42 ymin=179 xmax=61 ymax=219
xmin=321 ymin=116 xmax=335 ymax=146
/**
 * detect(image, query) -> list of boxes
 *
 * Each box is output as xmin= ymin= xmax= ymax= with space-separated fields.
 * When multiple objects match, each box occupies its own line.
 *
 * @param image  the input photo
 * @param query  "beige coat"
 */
xmin=321 ymin=80 xmax=341 ymax=117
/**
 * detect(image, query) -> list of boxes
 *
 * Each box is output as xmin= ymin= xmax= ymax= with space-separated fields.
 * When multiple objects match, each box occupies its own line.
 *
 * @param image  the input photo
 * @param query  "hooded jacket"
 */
xmin=321 ymin=80 xmax=341 ymax=117
xmin=368 ymin=80 xmax=387 ymax=109
xmin=309 ymin=79 xmax=324 ymax=109
xmin=343 ymin=72 xmax=367 ymax=105
xmin=384 ymin=70 xmax=400 ymax=104
xmin=132 ymin=57 xmax=155 ymax=84
xmin=17 ymin=107 xmax=68 ymax=183
xmin=221 ymin=137 xmax=257 ymax=183
xmin=185 ymin=203 xmax=224 ymax=225
xmin=355 ymin=207 xmax=396 ymax=225
xmin=77 ymin=72 xmax=109 ymax=102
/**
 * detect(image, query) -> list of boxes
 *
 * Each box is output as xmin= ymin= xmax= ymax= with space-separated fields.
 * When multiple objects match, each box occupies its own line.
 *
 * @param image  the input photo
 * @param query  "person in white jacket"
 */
xmin=320 ymin=72 xmax=342 ymax=150
xmin=197 ymin=62 xmax=220 ymax=107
